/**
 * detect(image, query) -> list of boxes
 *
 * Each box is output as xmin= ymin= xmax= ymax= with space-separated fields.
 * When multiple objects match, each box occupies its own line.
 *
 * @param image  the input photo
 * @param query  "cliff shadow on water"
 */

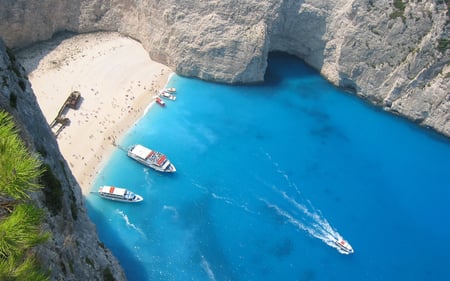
xmin=264 ymin=52 xmax=320 ymax=86
xmin=86 ymin=199 xmax=150 ymax=281
xmin=269 ymin=0 xmax=328 ymax=73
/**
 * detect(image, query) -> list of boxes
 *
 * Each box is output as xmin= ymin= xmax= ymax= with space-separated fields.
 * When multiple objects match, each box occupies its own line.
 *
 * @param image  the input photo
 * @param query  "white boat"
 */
xmin=334 ymin=238 xmax=354 ymax=254
xmin=164 ymin=87 xmax=176 ymax=94
xmin=97 ymin=186 xmax=143 ymax=203
xmin=158 ymin=90 xmax=176 ymax=101
xmin=128 ymin=144 xmax=176 ymax=172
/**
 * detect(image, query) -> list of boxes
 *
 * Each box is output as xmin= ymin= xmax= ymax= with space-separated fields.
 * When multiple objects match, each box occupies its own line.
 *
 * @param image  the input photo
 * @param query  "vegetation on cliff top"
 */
xmin=0 ymin=110 xmax=50 ymax=281
xmin=389 ymin=0 xmax=406 ymax=21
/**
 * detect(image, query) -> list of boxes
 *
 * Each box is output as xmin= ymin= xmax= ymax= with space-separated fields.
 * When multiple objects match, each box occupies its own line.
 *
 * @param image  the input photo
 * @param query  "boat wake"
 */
xmin=200 ymin=255 xmax=217 ymax=281
xmin=260 ymin=152 xmax=353 ymax=254
xmin=163 ymin=205 xmax=180 ymax=220
xmin=116 ymin=209 xmax=146 ymax=237
xmin=260 ymin=193 xmax=351 ymax=254
xmin=191 ymin=180 xmax=258 ymax=215
xmin=211 ymin=192 xmax=258 ymax=215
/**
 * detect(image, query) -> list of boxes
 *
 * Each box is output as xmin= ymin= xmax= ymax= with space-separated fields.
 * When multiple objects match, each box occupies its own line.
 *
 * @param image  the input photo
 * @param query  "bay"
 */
xmin=87 ymin=53 xmax=450 ymax=281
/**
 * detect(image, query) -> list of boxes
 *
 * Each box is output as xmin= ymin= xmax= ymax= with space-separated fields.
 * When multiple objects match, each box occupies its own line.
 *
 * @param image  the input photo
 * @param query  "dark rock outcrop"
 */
xmin=0 ymin=38 xmax=126 ymax=281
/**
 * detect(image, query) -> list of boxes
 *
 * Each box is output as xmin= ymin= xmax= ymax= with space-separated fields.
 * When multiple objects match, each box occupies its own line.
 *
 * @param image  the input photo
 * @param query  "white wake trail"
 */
xmin=200 ymin=255 xmax=217 ymax=281
xmin=211 ymin=192 xmax=258 ymax=215
xmin=163 ymin=205 xmax=179 ymax=219
xmin=116 ymin=209 xmax=146 ymax=237
xmin=262 ymin=194 xmax=347 ymax=252
xmin=273 ymin=186 xmax=336 ymax=238
xmin=260 ymin=198 xmax=320 ymax=239
xmin=262 ymin=151 xmax=352 ymax=254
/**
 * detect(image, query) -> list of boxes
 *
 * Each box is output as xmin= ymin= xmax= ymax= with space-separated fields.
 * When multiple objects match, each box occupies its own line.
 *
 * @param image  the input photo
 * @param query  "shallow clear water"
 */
xmin=86 ymin=53 xmax=450 ymax=281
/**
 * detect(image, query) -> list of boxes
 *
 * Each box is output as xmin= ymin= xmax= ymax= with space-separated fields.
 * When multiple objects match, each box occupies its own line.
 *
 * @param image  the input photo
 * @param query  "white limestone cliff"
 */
xmin=1 ymin=1 xmax=448 ymax=135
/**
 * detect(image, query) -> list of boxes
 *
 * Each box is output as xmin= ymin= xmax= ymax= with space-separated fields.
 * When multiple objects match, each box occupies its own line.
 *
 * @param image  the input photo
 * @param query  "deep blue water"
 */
xmin=86 ymin=53 xmax=450 ymax=281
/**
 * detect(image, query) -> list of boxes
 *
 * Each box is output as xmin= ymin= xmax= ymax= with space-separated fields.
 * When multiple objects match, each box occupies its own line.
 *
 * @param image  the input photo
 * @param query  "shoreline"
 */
xmin=16 ymin=32 xmax=173 ymax=194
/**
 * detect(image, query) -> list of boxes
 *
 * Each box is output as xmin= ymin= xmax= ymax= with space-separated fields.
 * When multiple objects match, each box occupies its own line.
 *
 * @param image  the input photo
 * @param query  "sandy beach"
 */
xmin=16 ymin=32 xmax=172 ymax=194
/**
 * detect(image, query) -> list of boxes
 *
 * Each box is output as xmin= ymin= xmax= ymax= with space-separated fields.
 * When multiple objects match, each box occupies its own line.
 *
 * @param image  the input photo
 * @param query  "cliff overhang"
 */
xmin=1 ymin=0 xmax=448 ymax=136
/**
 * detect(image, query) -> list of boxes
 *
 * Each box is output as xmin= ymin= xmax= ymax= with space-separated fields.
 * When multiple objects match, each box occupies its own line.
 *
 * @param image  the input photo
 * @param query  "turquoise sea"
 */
xmin=86 ymin=53 xmax=450 ymax=281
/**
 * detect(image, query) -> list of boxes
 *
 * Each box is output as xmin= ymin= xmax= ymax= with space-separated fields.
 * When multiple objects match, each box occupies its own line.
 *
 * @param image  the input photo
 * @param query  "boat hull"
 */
xmin=155 ymin=97 xmax=166 ymax=106
xmin=334 ymin=239 xmax=354 ymax=254
xmin=127 ymin=145 xmax=176 ymax=173
xmin=158 ymin=90 xmax=176 ymax=101
xmin=164 ymin=87 xmax=176 ymax=94
xmin=97 ymin=186 xmax=144 ymax=203
xmin=99 ymin=194 xmax=143 ymax=203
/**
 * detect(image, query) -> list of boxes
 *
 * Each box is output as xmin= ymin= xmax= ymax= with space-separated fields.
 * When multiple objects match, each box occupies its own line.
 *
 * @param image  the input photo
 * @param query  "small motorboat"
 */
xmin=334 ymin=238 xmax=354 ymax=254
xmin=159 ymin=90 xmax=176 ymax=101
xmin=164 ymin=87 xmax=176 ymax=94
xmin=155 ymin=96 xmax=166 ymax=106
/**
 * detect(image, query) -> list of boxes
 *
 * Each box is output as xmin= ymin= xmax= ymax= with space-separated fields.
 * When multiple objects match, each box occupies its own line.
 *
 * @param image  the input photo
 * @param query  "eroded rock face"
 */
xmin=153 ymin=0 xmax=450 ymax=135
xmin=0 ymin=39 xmax=126 ymax=281
xmin=0 ymin=0 xmax=449 ymax=134
xmin=318 ymin=1 xmax=449 ymax=136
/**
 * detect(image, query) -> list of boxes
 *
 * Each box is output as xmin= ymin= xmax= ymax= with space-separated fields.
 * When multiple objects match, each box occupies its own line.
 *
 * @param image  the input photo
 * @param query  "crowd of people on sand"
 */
xmin=16 ymin=32 xmax=172 ymax=194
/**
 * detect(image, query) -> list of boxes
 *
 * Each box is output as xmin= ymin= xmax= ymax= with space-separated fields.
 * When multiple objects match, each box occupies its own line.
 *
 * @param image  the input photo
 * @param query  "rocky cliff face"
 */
xmin=0 ymin=0 xmax=448 ymax=135
xmin=0 ymin=39 xmax=125 ymax=281
xmin=319 ymin=1 xmax=449 ymax=136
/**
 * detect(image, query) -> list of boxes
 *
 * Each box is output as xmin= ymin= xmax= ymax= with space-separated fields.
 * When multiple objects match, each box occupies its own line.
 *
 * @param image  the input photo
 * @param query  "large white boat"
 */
xmin=97 ymin=186 xmax=143 ymax=203
xmin=127 ymin=144 xmax=176 ymax=172
xmin=334 ymin=238 xmax=354 ymax=254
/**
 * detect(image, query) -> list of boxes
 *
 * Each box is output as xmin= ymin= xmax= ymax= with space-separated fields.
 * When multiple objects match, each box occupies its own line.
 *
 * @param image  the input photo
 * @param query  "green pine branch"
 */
xmin=0 ymin=110 xmax=50 ymax=280
xmin=0 ymin=112 xmax=44 ymax=200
